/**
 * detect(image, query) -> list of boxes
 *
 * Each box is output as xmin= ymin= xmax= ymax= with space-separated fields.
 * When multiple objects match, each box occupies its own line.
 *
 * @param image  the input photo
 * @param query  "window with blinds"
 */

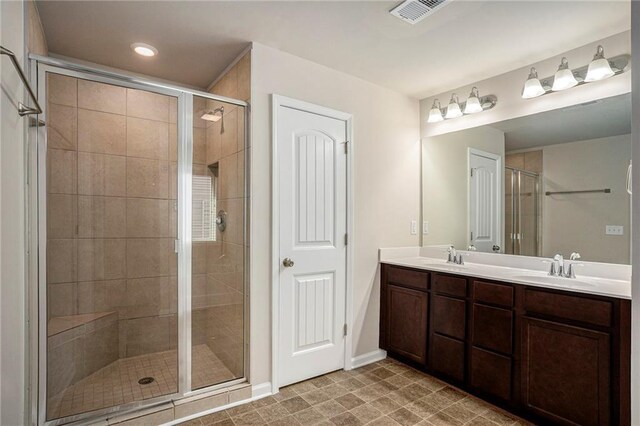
xmin=192 ymin=175 xmax=216 ymax=242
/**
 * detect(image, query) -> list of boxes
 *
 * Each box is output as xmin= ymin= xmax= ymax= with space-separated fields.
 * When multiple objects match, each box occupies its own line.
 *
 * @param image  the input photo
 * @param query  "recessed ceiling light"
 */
xmin=131 ymin=42 xmax=158 ymax=57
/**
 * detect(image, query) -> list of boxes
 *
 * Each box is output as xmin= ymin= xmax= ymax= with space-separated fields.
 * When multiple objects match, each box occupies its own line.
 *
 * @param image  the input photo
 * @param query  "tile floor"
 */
xmin=48 ymin=345 xmax=235 ymax=420
xmin=179 ymin=357 xmax=532 ymax=426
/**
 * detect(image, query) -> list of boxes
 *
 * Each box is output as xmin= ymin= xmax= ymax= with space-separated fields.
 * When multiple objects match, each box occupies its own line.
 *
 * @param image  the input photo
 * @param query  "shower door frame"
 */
xmin=28 ymin=55 xmax=250 ymax=426
xmin=505 ymin=166 xmax=541 ymax=256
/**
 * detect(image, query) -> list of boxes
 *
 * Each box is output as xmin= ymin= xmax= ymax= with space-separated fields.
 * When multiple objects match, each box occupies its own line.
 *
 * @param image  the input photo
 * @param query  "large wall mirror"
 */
xmin=422 ymin=93 xmax=631 ymax=264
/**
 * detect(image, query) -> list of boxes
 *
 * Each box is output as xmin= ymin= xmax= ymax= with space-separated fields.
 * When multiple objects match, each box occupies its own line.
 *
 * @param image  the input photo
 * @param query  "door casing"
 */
xmin=271 ymin=95 xmax=354 ymax=394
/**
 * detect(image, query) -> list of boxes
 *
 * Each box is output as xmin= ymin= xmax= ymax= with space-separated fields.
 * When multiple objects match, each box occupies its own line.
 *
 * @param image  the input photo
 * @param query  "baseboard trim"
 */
xmin=251 ymin=382 xmax=273 ymax=399
xmin=351 ymin=349 xmax=387 ymax=369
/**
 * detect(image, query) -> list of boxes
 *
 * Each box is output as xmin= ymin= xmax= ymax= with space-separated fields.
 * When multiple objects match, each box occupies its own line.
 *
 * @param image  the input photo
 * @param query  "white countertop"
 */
xmin=380 ymin=247 xmax=631 ymax=300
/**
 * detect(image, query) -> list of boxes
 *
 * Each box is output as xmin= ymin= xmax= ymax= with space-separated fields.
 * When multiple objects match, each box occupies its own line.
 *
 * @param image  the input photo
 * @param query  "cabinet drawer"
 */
xmin=474 ymin=281 xmax=513 ymax=307
xmin=524 ymin=289 xmax=612 ymax=328
xmin=386 ymin=265 xmax=429 ymax=291
xmin=432 ymin=294 xmax=466 ymax=340
xmin=432 ymin=274 xmax=467 ymax=298
xmin=472 ymin=304 xmax=513 ymax=355
xmin=430 ymin=333 xmax=465 ymax=382
xmin=470 ymin=347 xmax=512 ymax=402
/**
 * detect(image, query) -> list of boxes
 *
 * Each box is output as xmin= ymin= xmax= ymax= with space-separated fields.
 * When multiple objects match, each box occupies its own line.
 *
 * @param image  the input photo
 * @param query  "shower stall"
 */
xmin=29 ymin=56 xmax=248 ymax=425
xmin=504 ymin=166 xmax=540 ymax=256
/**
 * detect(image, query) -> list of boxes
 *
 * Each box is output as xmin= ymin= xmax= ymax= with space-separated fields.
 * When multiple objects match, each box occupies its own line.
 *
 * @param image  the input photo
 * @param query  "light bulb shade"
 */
xmin=463 ymin=96 xmax=482 ymax=114
xmin=463 ymin=87 xmax=483 ymax=114
xmin=445 ymin=95 xmax=463 ymax=119
xmin=585 ymin=58 xmax=615 ymax=82
xmin=427 ymin=107 xmax=444 ymax=123
xmin=522 ymin=68 xmax=546 ymax=99
xmin=522 ymin=78 xmax=546 ymax=98
xmin=427 ymin=99 xmax=443 ymax=123
xmin=551 ymin=57 xmax=578 ymax=91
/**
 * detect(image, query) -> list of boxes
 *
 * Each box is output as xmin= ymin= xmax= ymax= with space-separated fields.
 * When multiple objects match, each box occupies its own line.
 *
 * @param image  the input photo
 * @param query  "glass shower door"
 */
xmin=504 ymin=167 xmax=539 ymax=257
xmin=43 ymin=70 xmax=179 ymax=421
xmin=518 ymin=172 xmax=539 ymax=256
xmin=190 ymin=96 xmax=246 ymax=390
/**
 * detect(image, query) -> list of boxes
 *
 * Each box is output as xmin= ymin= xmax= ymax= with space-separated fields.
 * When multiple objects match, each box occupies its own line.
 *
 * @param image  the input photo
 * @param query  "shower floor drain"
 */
xmin=138 ymin=377 xmax=155 ymax=385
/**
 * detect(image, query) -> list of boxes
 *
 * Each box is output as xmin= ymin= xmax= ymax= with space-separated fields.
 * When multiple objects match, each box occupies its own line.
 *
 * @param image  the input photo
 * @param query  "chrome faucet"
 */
xmin=547 ymin=252 xmax=582 ymax=278
xmin=553 ymin=254 xmax=565 ymax=277
xmin=565 ymin=252 xmax=582 ymax=279
xmin=447 ymin=246 xmax=456 ymax=263
xmin=447 ymin=246 xmax=464 ymax=265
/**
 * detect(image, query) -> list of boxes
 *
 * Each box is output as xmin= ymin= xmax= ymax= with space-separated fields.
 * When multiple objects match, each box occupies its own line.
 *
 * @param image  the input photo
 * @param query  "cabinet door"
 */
xmin=430 ymin=333 xmax=465 ymax=382
xmin=386 ymin=285 xmax=428 ymax=365
xmin=470 ymin=347 xmax=512 ymax=402
xmin=521 ymin=317 xmax=611 ymax=426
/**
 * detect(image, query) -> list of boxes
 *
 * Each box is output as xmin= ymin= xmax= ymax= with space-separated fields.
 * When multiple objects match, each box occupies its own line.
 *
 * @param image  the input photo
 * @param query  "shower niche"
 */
xmin=37 ymin=63 xmax=247 ymax=424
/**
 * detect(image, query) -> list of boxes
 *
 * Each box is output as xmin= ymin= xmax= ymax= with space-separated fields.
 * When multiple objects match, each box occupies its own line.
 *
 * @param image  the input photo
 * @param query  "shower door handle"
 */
xmin=282 ymin=258 xmax=295 ymax=268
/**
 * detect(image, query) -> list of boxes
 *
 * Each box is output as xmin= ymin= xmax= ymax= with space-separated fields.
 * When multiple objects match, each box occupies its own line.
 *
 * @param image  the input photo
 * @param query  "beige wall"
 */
xmin=1 ymin=1 xmax=26 ymax=424
xmin=27 ymin=0 xmax=48 ymax=56
xmin=422 ymin=126 xmax=505 ymax=249
xmin=541 ymin=134 xmax=631 ymax=263
xmin=250 ymin=43 xmax=420 ymax=385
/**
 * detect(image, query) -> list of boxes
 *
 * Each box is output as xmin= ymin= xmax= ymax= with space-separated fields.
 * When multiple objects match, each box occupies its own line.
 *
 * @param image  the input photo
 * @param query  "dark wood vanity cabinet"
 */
xmin=379 ymin=263 xmax=630 ymax=426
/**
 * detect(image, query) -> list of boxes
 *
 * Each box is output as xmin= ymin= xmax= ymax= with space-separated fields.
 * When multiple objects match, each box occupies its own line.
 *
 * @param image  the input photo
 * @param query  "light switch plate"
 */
xmin=410 ymin=220 xmax=417 ymax=235
xmin=606 ymin=225 xmax=624 ymax=236
xmin=423 ymin=221 xmax=429 ymax=235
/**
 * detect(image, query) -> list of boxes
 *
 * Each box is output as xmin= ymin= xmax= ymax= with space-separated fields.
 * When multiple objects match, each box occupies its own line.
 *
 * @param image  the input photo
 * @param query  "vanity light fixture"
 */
xmin=131 ymin=42 xmax=158 ymax=57
xmin=585 ymin=45 xmax=615 ymax=82
xmin=463 ymin=87 xmax=483 ymax=114
xmin=427 ymin=99 xmax=444 ymax=123
xmin=521 ymin=68 xmax=547 ymax=99
xmin=427 ymin=89 xmax=497 ymax=123
xmin=445 ymin=94 xmax=463 ymax=119
xmin=551 ymin=57 xmax=578 ymax=91
xmin=521 ymin=45 xmax=630 ymax=99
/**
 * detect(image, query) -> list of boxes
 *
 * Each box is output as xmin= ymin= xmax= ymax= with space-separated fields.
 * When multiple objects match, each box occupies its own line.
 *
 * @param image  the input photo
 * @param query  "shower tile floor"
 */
xmin=48 ymin=344 xmax=236 ymax=420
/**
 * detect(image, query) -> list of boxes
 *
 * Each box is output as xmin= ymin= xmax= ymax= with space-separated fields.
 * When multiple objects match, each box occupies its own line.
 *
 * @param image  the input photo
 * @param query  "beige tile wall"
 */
xmin=46 ymin=73 xmax=179 ymax=402
xmin=191 ymin=51 xmax=250 ymax=383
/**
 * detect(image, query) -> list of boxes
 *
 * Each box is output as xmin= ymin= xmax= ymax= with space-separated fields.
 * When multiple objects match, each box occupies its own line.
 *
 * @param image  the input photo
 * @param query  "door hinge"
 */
xmin=470 ymin=231 xmax=473 ymax=241
xmin=174 ymin=239 xmax=180 ymax=253
xmin=343 ymin=141 xmax=349 ymax=154
xmin=344 ymin=233 xmax=348 ymax=246
xmin=470 ymin=168 xmax=474 ymax=177
xmin=343 ymin=323 xmax=347 ymax=336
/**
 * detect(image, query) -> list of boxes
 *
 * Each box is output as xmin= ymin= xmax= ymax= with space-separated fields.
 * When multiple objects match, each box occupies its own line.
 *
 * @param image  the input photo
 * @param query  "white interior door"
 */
xmin=469 ymin=149 xmax=502 ymax=253
xmin=277 ymin=103 xmax=347 ymax=387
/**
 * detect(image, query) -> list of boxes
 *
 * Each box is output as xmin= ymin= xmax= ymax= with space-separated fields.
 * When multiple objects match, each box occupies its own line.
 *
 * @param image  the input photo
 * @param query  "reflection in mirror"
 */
xmin=422 ymin=93 xmax=631 ymax=264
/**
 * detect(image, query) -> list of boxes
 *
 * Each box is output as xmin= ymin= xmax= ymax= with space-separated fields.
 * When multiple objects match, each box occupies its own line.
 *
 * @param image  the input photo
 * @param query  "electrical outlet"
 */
xmin=410 ymin=220 xmax=417 ymax=235
xmin=423 ymin=221 xmax=429 ymax=235
xmin=606 ymin=225 xmax=624 ymax=236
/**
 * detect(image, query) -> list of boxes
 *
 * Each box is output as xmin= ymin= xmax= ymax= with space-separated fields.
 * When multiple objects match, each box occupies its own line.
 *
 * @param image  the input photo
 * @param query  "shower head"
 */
xmin=200 ymin=106 xmax=224 ymax=122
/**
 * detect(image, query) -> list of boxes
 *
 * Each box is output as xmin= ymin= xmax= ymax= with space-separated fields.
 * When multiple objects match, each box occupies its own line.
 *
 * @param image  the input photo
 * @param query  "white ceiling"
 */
xmin=36 ymin=0 xmax=631 ymax=99
xmin=493 ymin=93 xmax=631 ymax=151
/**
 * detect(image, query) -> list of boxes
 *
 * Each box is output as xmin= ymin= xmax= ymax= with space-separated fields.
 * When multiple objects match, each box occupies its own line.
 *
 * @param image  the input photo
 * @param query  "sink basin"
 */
xmin=511 ymin=275 xmax=595 ymax=287
xmin=422 ymin=262 xmax=465 ymax=269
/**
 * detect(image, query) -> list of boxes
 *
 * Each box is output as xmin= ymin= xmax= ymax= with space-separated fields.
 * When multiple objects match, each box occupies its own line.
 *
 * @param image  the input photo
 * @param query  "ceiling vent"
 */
xmin=390 ymin=0 xmax=448 ymax=25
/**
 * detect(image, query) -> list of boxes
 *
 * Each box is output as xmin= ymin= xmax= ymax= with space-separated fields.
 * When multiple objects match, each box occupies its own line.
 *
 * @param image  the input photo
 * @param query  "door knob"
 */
xmin=282 ymin=258 xmax=295 ymax=268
